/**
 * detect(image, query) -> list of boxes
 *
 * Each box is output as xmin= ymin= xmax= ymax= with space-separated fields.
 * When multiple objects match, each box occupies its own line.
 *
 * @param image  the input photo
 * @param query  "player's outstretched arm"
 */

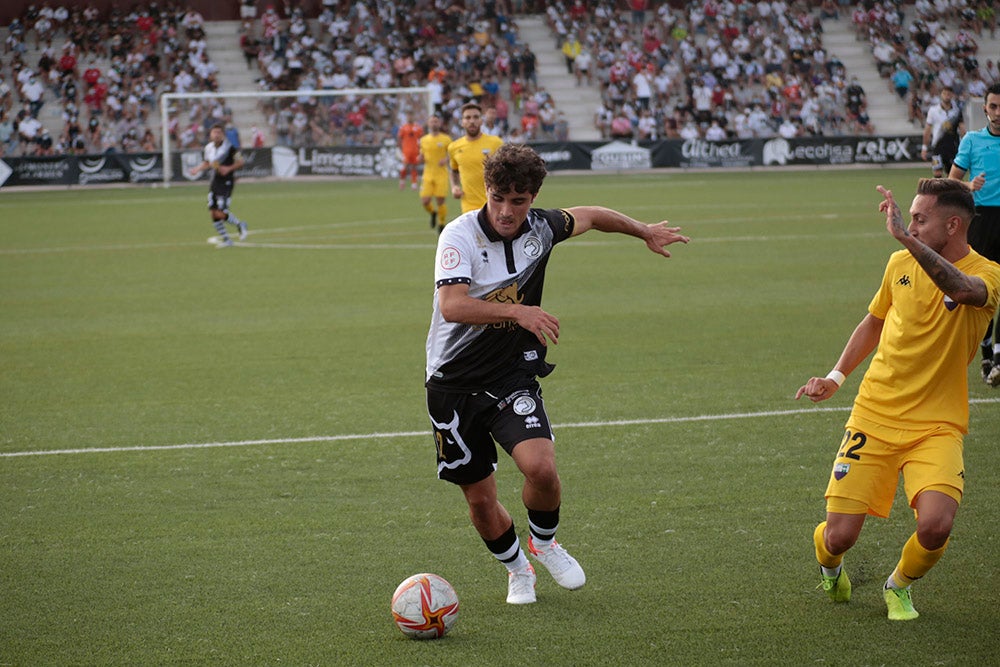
xmin=566 ymin=206 xmax=690 ymax=257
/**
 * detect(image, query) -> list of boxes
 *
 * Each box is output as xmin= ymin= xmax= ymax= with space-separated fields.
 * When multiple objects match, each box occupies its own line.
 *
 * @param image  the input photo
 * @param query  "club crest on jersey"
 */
xmin=513 ymin=395 xmax=537 ymax=415
xmin=943 ymin=295 xmax=958 ymax=311
xmin=833 ymin=462 xmax=850 ymax=480
xmin=523 ymin=236 xmax=542 ymax=258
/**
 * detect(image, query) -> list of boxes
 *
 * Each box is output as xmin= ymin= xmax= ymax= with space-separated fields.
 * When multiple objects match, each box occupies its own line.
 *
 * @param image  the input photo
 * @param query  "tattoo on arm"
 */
xmin=914 ymin=245 xmax=961 ymax=288
xmin=910 ymin=243 xmax=983 ymax=303
xmin=890 ymin=205 xmax=909 ymax=236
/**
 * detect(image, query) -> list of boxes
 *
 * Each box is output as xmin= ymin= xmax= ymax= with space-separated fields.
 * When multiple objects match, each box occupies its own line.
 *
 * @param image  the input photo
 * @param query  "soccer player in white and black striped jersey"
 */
xmin=189 ymin=123 xmax=248 ymax=248
xmin=425 ymin=144 xmax=690 ymax=604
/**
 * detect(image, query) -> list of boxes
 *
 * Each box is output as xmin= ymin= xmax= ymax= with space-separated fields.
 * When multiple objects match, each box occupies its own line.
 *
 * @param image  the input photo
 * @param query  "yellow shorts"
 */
xmin=824 ymin=419 xmax=964 ymax=518
xmin=420 ymin=171 xmax=449 ymax=199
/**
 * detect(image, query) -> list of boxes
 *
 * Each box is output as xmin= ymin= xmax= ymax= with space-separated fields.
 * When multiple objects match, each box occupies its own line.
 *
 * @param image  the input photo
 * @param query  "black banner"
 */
xmin=2 ymin=155 xmax=75 ymax=186
xmin=0 ymin=135 xmax=925 ymax=188
xmin=758 ymin=135 xmax=919 ymax=166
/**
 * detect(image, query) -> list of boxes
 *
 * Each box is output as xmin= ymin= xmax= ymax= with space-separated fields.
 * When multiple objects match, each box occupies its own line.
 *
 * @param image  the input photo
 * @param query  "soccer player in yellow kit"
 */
xmin=418 ymin=113 xmax=451 ymax=232
xmin=796 ymin=178 xmax=1000 ymax=621
xmin=448 ymin=102 xmax=503 ymax=213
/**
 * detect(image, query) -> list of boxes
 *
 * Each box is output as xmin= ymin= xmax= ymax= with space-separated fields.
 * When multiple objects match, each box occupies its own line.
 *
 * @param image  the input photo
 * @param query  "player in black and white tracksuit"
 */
xmin=424 ymin=143 xmax=691 ymax=604
xmin=189 ymin=123 xmax=248 ymax=247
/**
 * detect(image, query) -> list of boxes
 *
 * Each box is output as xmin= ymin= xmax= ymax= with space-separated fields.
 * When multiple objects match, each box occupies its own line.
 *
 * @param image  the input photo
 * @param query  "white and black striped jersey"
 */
xmin=203 ymin=139 xmax=241 ymax=191
xmin=425 ymin=206 xmax=576 ymax=392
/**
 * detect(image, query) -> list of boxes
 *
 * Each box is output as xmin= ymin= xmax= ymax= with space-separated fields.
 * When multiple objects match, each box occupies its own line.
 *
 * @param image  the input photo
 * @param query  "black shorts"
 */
xmin=427 ymin=381 xmax=554 ymax=485
xmin=207 ymin=189 xmax=233 ymax=212
xmin=971 ymin=206 xmax=1000 ymax=263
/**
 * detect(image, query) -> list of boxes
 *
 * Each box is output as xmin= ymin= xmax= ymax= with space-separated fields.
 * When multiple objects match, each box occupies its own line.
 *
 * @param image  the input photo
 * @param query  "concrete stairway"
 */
xmin=515 ymin=15 xmax=602 ymax=141
xmin=820 ymin=16 xmax=913 ymax=135
xmin=202 ymin=20 xmax=268 ymax=142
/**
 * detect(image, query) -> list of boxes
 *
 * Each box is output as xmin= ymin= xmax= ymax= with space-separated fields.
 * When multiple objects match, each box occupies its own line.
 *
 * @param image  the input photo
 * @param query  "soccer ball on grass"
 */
xmin=390 ymin=573 xmax=459 ymax=639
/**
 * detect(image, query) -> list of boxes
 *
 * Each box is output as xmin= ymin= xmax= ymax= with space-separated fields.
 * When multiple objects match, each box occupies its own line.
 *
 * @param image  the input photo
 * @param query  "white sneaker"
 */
xmin=528 ymin=536 xmax=586 ymax=590
xmin=506 ymin=564 xmax=536 ymax=604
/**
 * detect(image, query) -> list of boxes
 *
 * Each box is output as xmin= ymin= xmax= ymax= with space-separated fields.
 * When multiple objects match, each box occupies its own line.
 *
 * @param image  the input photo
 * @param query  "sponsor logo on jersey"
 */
xmin=484 ymin=283 xmax=521 ymax=305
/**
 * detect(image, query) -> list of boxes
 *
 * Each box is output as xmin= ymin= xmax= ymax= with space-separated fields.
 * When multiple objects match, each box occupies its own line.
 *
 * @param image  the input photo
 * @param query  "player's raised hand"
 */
xmin=645 ymin=222 xmax=690 ymax=257
xmin=877 ymin=185 xmax=908 ymax=241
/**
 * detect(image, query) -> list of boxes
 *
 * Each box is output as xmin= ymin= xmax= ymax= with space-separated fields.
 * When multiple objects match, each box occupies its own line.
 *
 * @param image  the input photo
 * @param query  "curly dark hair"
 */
xmin=483 ymin=144 xmax=548 ymax=195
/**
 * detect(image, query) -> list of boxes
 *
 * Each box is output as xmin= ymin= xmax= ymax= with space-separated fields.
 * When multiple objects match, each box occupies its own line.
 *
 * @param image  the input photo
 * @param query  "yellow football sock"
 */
xmin=890 ymin=533 xmax=949 ymax=588
xmin=438 ymin=204 xmax=447 ymax=224
xmin=814 ymin=521 xmax=843 ymax=569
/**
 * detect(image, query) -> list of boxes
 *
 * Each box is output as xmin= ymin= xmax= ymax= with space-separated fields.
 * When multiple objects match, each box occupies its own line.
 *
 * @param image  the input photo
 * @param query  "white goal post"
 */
xmin=159 ymin=86 xmax=433 ymax=187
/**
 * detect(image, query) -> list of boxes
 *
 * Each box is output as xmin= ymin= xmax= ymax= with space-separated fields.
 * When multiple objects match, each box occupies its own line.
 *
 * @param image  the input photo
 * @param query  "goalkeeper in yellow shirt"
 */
xmin=797 ymin=178 xmax=1000 ymax=621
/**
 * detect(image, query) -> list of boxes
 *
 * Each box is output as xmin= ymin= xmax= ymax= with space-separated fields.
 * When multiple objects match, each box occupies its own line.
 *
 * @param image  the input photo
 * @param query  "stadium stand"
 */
xmin=846 ymin=0 xmax=1000 ymax=134
xmin=532 ymin=0 xmax=999 ymax=140
xmin=0 ymin=4 xmax=225 ymax=156
xmin=4 ymin=0 xmax=999 ymax=158
xmin=247 ymin=2 xmax=562 ymax=147
xmin=0 ymin=1 xmax=571 ymax=154
xmin=537 ymin=0 xmax=874 ymax=140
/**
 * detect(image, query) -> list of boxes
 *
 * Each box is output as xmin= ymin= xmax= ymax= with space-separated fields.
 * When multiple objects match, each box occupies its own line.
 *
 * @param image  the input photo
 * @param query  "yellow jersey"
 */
xmin=852 ymin=248 xmax=1000 ymax=434
xmin=447 ymin=133 xmax=504 ymax=212
xmin=419 ymin=131 xmax=452 ymax=178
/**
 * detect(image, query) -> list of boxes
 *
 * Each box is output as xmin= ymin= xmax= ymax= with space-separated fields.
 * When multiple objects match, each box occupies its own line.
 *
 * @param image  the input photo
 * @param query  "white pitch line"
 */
xmin=3 ymin=400 xmax=998 ymax=458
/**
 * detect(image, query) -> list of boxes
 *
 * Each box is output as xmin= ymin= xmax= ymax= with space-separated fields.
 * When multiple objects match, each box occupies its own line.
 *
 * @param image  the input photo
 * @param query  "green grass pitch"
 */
xmin=2 ymin=168 xmax=998 ymax=665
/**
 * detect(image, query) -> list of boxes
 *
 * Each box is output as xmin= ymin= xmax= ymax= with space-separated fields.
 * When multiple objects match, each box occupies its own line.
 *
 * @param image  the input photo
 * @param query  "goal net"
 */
xmin=159 ymin=86 xmax=433 ymax=187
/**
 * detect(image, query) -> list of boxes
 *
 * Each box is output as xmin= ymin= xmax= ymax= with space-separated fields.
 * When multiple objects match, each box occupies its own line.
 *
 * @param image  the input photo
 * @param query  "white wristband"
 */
xmin=825 ymin=370 xmax=846 ymax=387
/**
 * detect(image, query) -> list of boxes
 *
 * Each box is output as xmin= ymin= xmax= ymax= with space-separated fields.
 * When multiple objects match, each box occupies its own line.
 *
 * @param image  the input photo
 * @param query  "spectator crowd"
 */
xmin=4 ymin=0 xmax=1000 ymax=157
xmin=852 ymin=0 xmax=997 ymax=130
xmin=550 ymin=0 xmax=868 ymax=142
xmin=243 ymin=0 xmax=560 ymax=147
xmin=1 ymin=2 xmax=230 ymax=157
xmin=549 ymin=0 xmax=1000 ymax=142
